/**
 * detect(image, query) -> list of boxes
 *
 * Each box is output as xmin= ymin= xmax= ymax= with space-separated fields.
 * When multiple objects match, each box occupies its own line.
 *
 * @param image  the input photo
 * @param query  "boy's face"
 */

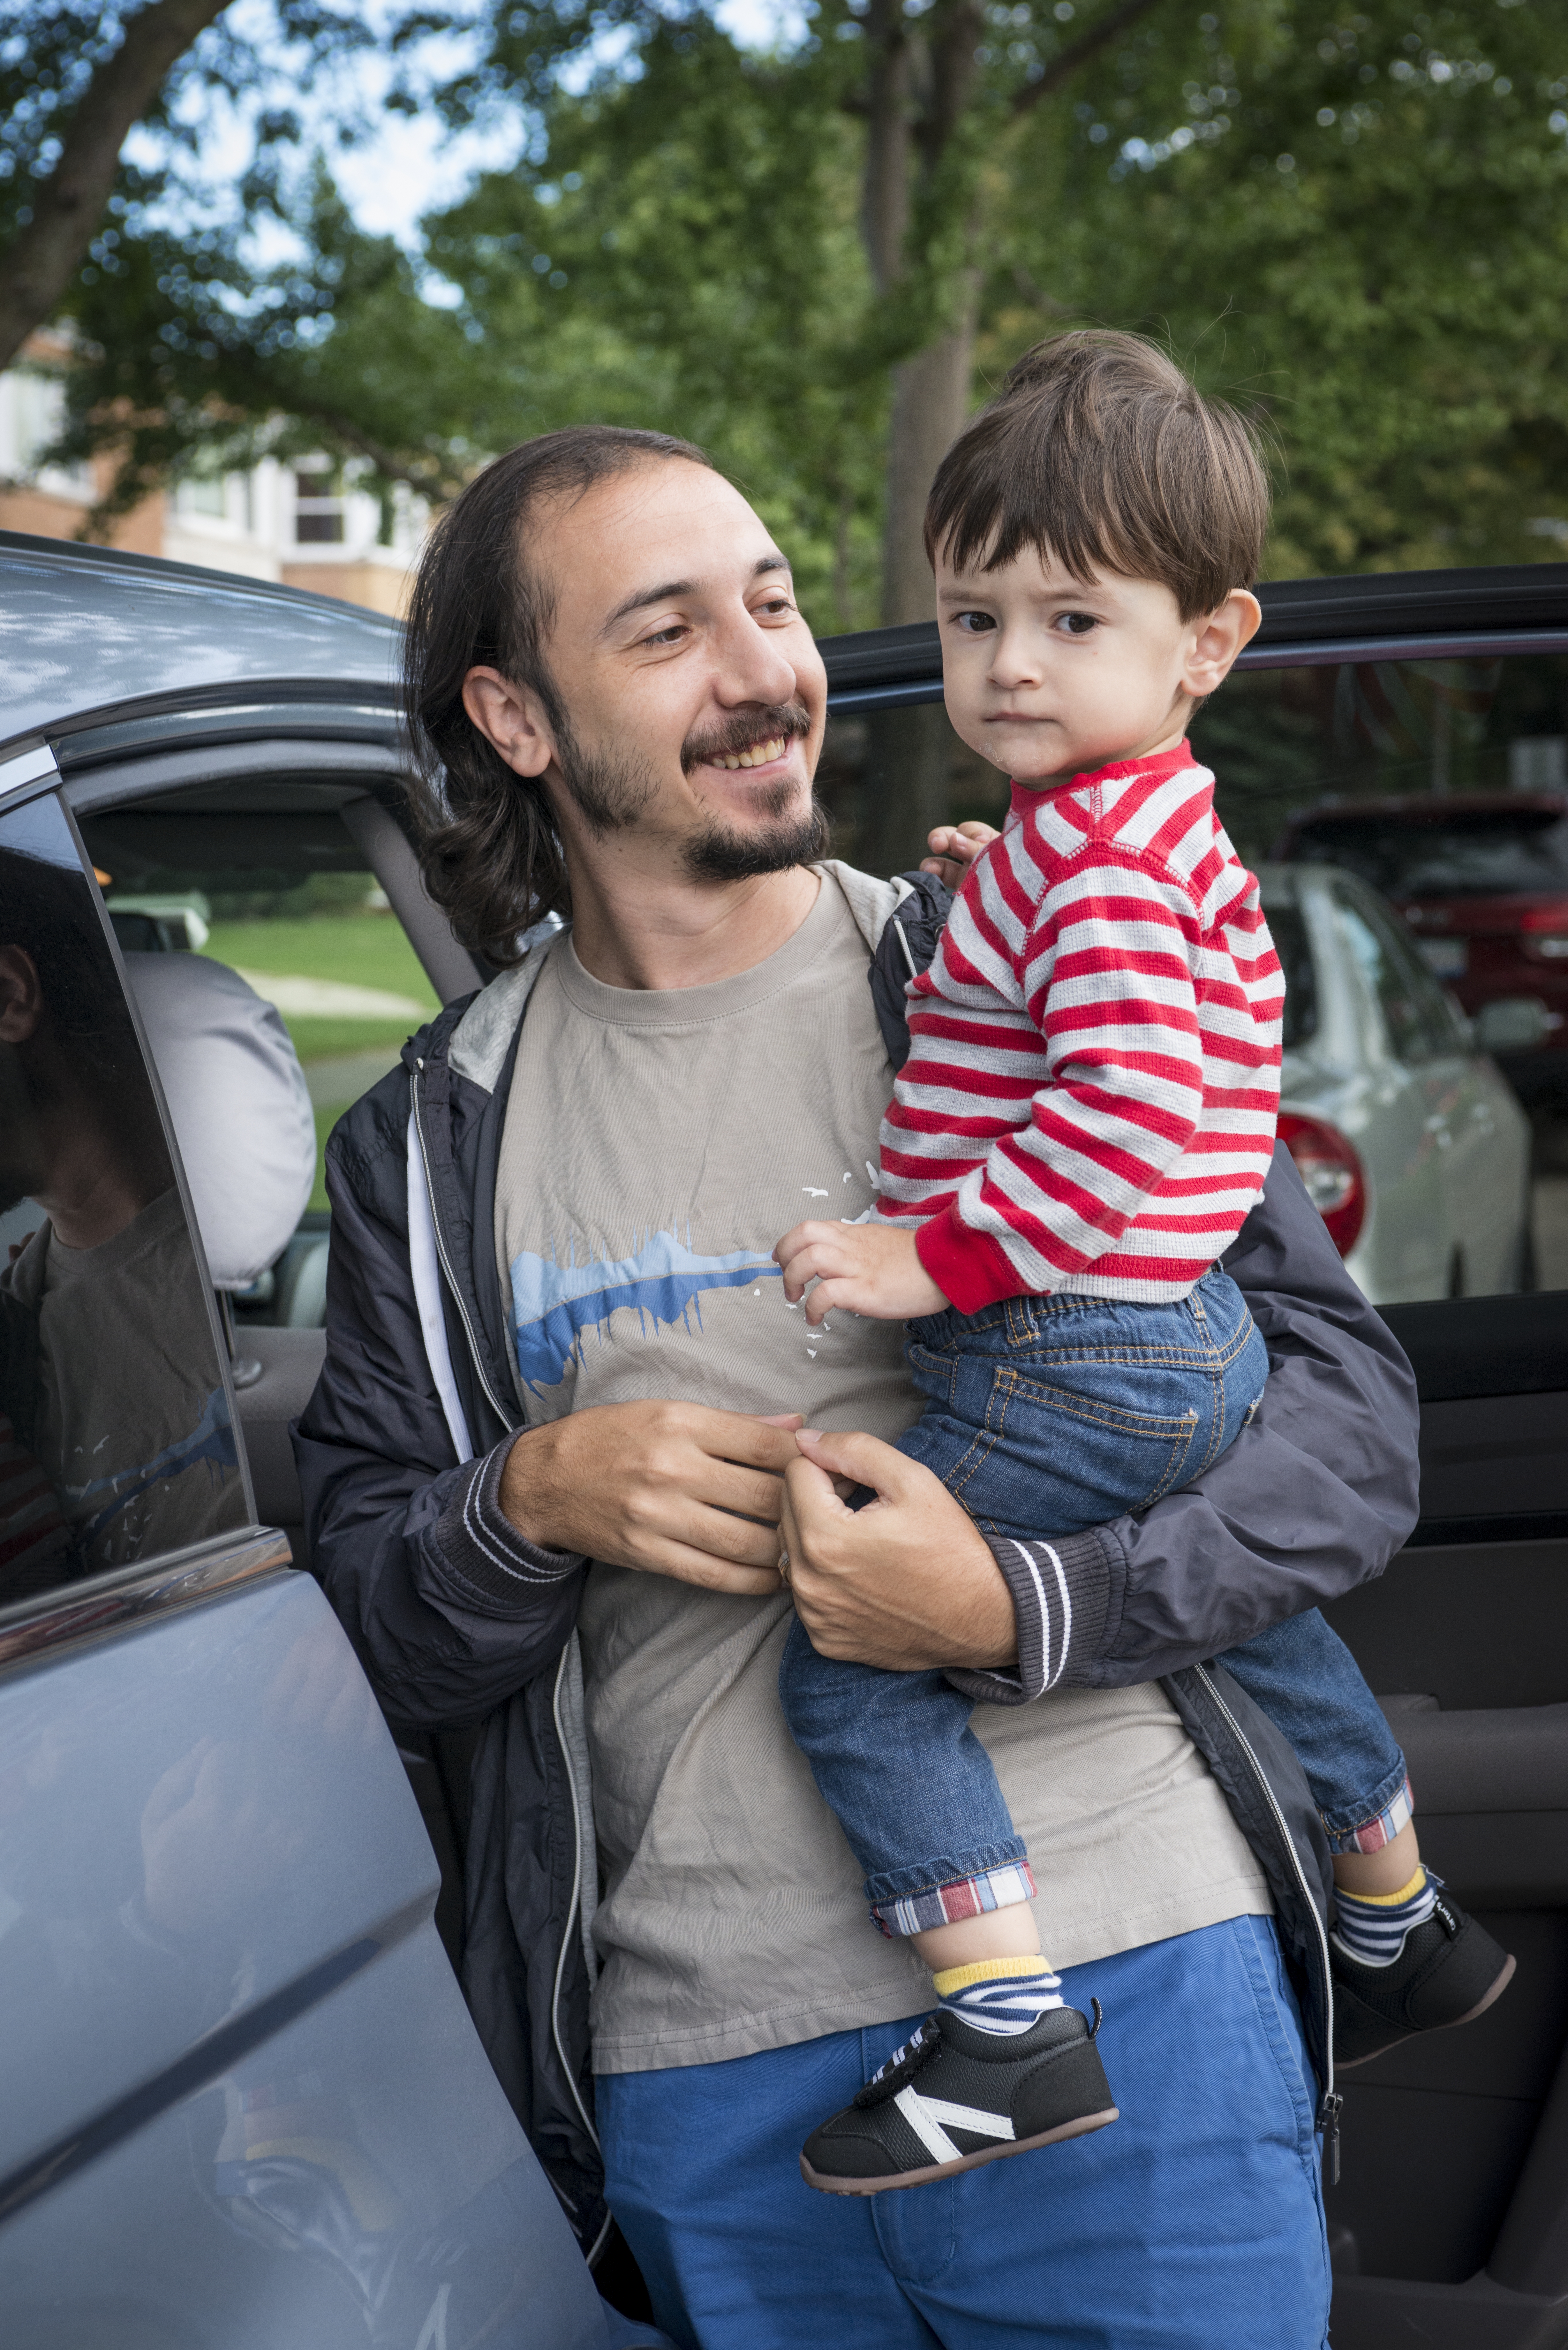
xmin=935 ymin=539 xmax=1260 ymax=788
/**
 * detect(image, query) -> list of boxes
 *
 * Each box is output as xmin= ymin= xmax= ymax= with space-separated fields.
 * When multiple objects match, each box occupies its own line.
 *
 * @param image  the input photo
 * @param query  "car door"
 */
xmin=818 ymin=568 xmax=1568 ymax=2348
xmin=0 ymin=754 xmax=647 ymax=2349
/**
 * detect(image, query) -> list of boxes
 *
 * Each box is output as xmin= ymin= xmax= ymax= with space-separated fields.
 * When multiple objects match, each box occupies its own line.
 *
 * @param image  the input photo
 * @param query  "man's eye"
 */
xmin=757 ymin=596 xmax=795 ymax=618
xmin=1055 ymin=612 xmax=1099 ymax=636
xmin=953 ymin=610 xmax=997 ymax=634
xmin=643 ymin=624 xmax=688 ymax=648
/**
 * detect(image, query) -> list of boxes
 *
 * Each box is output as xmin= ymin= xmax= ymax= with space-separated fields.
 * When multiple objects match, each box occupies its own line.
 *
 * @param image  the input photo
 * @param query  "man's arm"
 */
xmin=782 ymin=1144 xmax=1421 ymax=1696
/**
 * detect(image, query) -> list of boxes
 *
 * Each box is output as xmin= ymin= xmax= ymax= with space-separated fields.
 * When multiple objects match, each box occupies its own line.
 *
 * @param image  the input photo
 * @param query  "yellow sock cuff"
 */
xmin=932 ymin=1957 xmax=1050 ymax=1994
xmin=1347 ymin=1865 xmax=1428 ymax=1908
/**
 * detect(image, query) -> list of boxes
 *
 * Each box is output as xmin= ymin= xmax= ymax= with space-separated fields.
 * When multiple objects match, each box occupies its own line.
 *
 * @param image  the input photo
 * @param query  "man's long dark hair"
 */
xmin=402 ymin=425 xmax=714 ymax=967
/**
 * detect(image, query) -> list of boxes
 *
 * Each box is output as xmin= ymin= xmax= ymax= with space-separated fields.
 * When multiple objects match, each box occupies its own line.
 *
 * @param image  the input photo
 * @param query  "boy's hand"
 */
xmin=920 ymin=819 xmax=1000 ymax=892
xmin=773 ymin=1219 xmax=947 ymax=1326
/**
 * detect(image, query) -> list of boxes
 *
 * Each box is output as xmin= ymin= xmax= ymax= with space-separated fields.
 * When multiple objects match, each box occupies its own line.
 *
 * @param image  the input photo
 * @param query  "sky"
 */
xmin=130 ymin=0 xmax=811 ymax=254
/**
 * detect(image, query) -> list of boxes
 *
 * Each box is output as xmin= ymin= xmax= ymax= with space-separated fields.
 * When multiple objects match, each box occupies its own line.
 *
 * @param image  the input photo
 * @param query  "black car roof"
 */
xmin=4 ymin=531 xmax=1566 ymax=759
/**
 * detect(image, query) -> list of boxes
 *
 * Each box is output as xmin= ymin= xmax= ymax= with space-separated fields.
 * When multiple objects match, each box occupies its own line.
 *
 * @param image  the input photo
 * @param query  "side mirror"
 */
xmin=1473 ymin=995 xmax=1554 ymax=1054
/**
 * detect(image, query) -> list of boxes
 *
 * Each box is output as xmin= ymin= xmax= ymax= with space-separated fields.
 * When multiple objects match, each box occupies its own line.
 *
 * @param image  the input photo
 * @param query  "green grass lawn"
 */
xmin=309 ymin=1102 xmax=355 ymax=1212
xmin=281 ymin=1015 xmax=423 ymax=1064
xmin=205 ymin=914 xmax=440 ymax=1006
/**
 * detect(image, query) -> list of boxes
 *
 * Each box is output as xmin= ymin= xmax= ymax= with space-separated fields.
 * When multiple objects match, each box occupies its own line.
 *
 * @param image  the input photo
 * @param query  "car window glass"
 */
xmin=1333 ymin=889 xmax=1447 ymax=1062
xmin=0 ymin=793 xmax=248 ymax=1607
xmin=78 ymin=794 xmax=440 ymax=1331
xmin=1263 ymin=902 xmax=1318 ymax=1052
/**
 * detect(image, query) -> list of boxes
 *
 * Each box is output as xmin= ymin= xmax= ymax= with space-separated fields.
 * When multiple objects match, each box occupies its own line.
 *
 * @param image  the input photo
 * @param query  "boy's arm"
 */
xmin=895 ymin=847 xmax=1226 ymax=1315
xmin=946 ymin=1143 xmax=1421 ymax=1702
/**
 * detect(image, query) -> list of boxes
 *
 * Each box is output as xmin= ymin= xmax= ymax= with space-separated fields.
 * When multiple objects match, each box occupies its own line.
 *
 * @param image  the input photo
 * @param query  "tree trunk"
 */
xmin=0 ymin=0 xmax=231 ymax=374
xmin=881 ymin=289 xmax=977 ymax=625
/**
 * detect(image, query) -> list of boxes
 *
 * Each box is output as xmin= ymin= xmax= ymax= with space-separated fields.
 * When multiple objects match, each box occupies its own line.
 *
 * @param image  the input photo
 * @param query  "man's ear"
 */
xmin=0 ymin=945 xmax=43 ymax=1047
xmin=1184 ymin=589 xmax=1263 ymax=699
xmin=462 ymin=667 xmax=558 ymax=779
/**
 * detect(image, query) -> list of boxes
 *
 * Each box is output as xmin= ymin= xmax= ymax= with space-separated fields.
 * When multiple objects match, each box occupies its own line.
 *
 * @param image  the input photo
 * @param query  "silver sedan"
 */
xmin=1262 ymin=861 xmax=1534 ymax=1303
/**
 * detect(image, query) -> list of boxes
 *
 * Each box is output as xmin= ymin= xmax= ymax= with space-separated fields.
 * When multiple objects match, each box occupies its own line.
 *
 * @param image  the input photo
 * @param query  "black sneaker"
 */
xmin=1333 ymin=1883 xmax=1515 ymax=2071
xmin=800 ymin=2004 xmax=1118 ymax=2195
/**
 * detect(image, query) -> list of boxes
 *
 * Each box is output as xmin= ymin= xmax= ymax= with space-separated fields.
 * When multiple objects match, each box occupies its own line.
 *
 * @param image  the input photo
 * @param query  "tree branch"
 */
xmin=1011 ymin=0 xmax=1168 ymax=118
xmin=0 ymin=0 xmax=233 ymax=373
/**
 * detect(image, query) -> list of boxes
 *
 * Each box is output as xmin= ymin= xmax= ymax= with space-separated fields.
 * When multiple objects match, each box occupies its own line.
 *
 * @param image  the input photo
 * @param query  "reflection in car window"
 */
xmin=1287 ymin=808 xmax=1568 ymax=901
xmin=0 ymin=794 xmax=247 ymax=1603
xmin=1263 ymin=903 xmax=1318 ymax=1052
xmin=1333 ymin=887 xmax=1450 ymax=1064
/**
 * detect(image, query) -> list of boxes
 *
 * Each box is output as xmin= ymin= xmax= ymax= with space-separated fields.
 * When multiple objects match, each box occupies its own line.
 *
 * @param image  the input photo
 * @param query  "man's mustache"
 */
xmin=682 ymin=700 xmax=814 ymax=774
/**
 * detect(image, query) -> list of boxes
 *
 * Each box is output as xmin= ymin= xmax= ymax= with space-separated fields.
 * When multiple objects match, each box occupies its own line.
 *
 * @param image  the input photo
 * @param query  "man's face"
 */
xmin=515 ymin=461 xmax=829 ymax=877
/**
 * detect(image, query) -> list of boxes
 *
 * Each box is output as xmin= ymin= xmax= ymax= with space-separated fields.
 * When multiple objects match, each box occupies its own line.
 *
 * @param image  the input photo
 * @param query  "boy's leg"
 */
xmin=596 ymin=1917 xmax=1331 ymax=2350
xmin=1218 ymin=1611 xmax=1514 ymax=2059
xmin=1215 ymin=1607 xmax=1410 ymax=1852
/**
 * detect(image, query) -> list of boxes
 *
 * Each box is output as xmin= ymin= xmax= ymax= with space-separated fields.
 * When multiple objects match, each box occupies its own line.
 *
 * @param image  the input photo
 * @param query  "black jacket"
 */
xmin=296 ymin=868 xmax=1420 ymax=2248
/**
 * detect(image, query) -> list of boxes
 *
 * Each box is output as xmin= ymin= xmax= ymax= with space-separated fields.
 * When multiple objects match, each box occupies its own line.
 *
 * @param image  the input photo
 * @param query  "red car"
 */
xmin=1275 ymin=791 xmax=1568 ymax=1104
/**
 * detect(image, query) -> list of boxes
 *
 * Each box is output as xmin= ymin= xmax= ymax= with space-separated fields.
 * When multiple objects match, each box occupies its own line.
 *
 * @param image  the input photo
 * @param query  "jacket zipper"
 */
xmin=413 ymin=1058 xmax=608 ymax=2248
xmin=410 ymin=1065 xmax=516 ymax=1434
xmin=1192 ymin=1661 xmax=1341 ymax=2184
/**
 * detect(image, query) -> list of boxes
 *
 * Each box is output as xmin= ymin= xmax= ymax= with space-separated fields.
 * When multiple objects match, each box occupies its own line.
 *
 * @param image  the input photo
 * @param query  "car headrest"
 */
xmin=122 ymin=952 xmax=316 ymax=1288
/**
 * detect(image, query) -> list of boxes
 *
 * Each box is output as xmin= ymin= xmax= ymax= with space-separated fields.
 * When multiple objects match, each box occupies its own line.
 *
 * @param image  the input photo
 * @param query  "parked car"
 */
xmin=1 ymin=537 xmax=1565 ymax=2349
xmin=1276 ymin=791 xmax=1568 ymax=1109
xmin=1262 ymin=860 xmax=1533 ymax=1300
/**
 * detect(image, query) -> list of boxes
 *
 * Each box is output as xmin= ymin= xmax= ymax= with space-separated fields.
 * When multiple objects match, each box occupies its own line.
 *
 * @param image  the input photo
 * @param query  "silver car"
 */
xmin=1262 ymin=862 xmax=1534 ymax=1305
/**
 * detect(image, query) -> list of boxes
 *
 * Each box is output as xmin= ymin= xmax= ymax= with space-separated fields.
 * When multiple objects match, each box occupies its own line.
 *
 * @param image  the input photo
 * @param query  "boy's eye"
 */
xmin=1054 ymin=611 xmax=1099 ymax=636
xmin=952 ymin=610 xmax=997 ymax=634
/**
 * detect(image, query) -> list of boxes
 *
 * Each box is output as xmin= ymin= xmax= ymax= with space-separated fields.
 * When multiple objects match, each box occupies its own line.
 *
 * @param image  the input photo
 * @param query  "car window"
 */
xmin=79 ymin=792 xmax=441 ymax=1329
xmin=0 ymin=793 xmax=249 ymax=1608
xmin=1287 ymin=806 xmax=1568 ymax=899
xmin=1332 ymin=887 xmax=1451 ymax=1063
xmin=1265 ymin=902 xmax=1318 ymax=1052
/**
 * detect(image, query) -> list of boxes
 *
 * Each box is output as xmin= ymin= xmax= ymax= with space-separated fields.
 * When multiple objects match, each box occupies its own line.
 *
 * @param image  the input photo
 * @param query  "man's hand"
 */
xmin=919 ymin=819 xmax=1000 ymax=892
xmin=773 ymin=1219 xmax=947 ymax=1326
xmin=780 ymin=1429 xmax=1017 ymax=1672
xmin=498 ymin=1401 xmax=801 ymax=1595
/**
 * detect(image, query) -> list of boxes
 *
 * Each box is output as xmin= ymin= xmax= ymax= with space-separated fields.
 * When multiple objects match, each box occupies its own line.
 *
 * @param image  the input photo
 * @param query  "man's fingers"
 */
xmin=793 ymin=1426 xmax=921 ymax=1501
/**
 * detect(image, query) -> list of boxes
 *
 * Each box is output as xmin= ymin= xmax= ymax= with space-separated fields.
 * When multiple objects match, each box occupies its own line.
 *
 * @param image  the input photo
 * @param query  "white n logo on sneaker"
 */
xmin=894 ymin=2086 xmax=1016 ymax=2164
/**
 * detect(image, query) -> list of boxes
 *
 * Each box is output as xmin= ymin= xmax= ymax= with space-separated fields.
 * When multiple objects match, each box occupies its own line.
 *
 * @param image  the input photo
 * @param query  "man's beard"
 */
xmin=552 ymin=696 xmax=827 ymax=879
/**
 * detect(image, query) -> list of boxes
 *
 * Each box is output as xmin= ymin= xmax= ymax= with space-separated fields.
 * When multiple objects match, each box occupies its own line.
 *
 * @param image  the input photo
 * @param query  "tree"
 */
xmin=0 ymin=0 xmax=463 ymax=374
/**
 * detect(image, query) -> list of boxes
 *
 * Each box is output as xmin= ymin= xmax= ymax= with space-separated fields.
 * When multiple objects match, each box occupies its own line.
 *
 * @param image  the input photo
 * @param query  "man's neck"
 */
xmin=564 ymin=851 xmax=822 ymax=993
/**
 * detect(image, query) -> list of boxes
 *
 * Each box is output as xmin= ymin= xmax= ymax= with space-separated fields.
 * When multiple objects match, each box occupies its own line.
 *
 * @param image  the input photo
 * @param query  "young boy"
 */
xmin=772 ymin=332 xmax=1513 ymax=2196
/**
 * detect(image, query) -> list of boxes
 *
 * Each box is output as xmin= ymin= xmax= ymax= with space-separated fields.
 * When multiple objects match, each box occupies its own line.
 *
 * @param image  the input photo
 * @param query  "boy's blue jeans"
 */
xmin=779 ymin=1268 xmax=1408 ymax=1931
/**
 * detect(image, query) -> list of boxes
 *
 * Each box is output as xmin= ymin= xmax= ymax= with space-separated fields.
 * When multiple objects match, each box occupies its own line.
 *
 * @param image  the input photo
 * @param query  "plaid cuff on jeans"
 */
xmin=1323 ymin=1774 xmax=1415 ymax=1855
xmin=871 ymin=1861 xmax=1037 ymax=1940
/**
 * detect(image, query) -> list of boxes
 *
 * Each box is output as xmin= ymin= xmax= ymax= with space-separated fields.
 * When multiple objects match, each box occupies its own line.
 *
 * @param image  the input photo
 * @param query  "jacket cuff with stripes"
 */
xmin=434 ymin=1432 xmax=584 ymax=1607
xmin=946 ymin=1529 xmax=1120 ymax=1706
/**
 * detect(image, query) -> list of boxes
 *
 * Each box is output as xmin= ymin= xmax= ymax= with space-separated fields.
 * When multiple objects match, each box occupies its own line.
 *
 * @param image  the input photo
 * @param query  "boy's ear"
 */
xmin=1185 ymin=590 xmax=1262 ymax=698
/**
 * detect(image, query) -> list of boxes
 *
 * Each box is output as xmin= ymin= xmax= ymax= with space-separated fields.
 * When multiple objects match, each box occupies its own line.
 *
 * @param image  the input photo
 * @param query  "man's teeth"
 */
xmin=718 ymin=736 xmax=787 ymax=770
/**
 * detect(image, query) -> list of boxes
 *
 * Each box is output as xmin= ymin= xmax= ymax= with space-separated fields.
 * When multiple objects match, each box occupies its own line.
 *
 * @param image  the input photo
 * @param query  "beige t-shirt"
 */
xmin=495 ymin=868 xmax=1270 ymax=2075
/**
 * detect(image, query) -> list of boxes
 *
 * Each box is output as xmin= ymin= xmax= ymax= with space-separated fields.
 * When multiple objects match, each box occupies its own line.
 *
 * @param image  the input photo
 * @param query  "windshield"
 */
xmin=1289 ymin=808 xmax=1568 ymax=899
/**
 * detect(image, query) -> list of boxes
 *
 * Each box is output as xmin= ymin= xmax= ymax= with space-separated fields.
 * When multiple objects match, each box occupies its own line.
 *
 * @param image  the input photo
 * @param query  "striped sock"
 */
xmin=1332 ymin=1866 xmax=1437 ymax=1968
xmin=933 ymin=1956 xmax=1065 ymax=2037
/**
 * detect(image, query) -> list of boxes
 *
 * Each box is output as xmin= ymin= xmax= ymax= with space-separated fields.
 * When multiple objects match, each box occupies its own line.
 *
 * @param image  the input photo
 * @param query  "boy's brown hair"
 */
xmin=923 ymin=330 xmax=1270 ymax=619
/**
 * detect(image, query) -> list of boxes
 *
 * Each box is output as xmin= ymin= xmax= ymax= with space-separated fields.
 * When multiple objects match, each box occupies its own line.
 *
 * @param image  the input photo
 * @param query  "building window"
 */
xmin=294 ymin=466 xmax=345 ymax=544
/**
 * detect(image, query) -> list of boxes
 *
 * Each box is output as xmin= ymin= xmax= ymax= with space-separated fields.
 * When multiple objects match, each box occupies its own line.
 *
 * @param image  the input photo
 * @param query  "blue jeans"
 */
xmin=779 ymin=1269 xmax=1406 ymax=1919
xmin=597 ymin=1916 xmax=1331 ymax=2350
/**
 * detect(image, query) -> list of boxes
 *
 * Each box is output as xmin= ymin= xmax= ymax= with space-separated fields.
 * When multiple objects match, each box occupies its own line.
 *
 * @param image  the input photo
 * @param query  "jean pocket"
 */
xmin=983 ymin=1361 xmax=1206 ymax=1520
xmin=905 ymin=1339 xmax=960 ymax=1412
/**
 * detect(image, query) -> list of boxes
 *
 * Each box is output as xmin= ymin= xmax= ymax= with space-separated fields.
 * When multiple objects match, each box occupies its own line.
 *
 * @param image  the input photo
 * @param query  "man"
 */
xmin=296 ymin=425 xmax=1420 ymax=2348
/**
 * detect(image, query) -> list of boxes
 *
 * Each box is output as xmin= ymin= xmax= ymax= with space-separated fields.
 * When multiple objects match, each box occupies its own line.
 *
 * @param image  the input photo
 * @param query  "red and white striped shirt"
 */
xmin=880 ymin=743 xmax=1283 ymax=1310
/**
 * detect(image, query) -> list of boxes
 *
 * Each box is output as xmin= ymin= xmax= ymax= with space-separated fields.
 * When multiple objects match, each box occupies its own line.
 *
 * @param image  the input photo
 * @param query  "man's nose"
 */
xmin=711 ymin=609 xmax=801 ymax=709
